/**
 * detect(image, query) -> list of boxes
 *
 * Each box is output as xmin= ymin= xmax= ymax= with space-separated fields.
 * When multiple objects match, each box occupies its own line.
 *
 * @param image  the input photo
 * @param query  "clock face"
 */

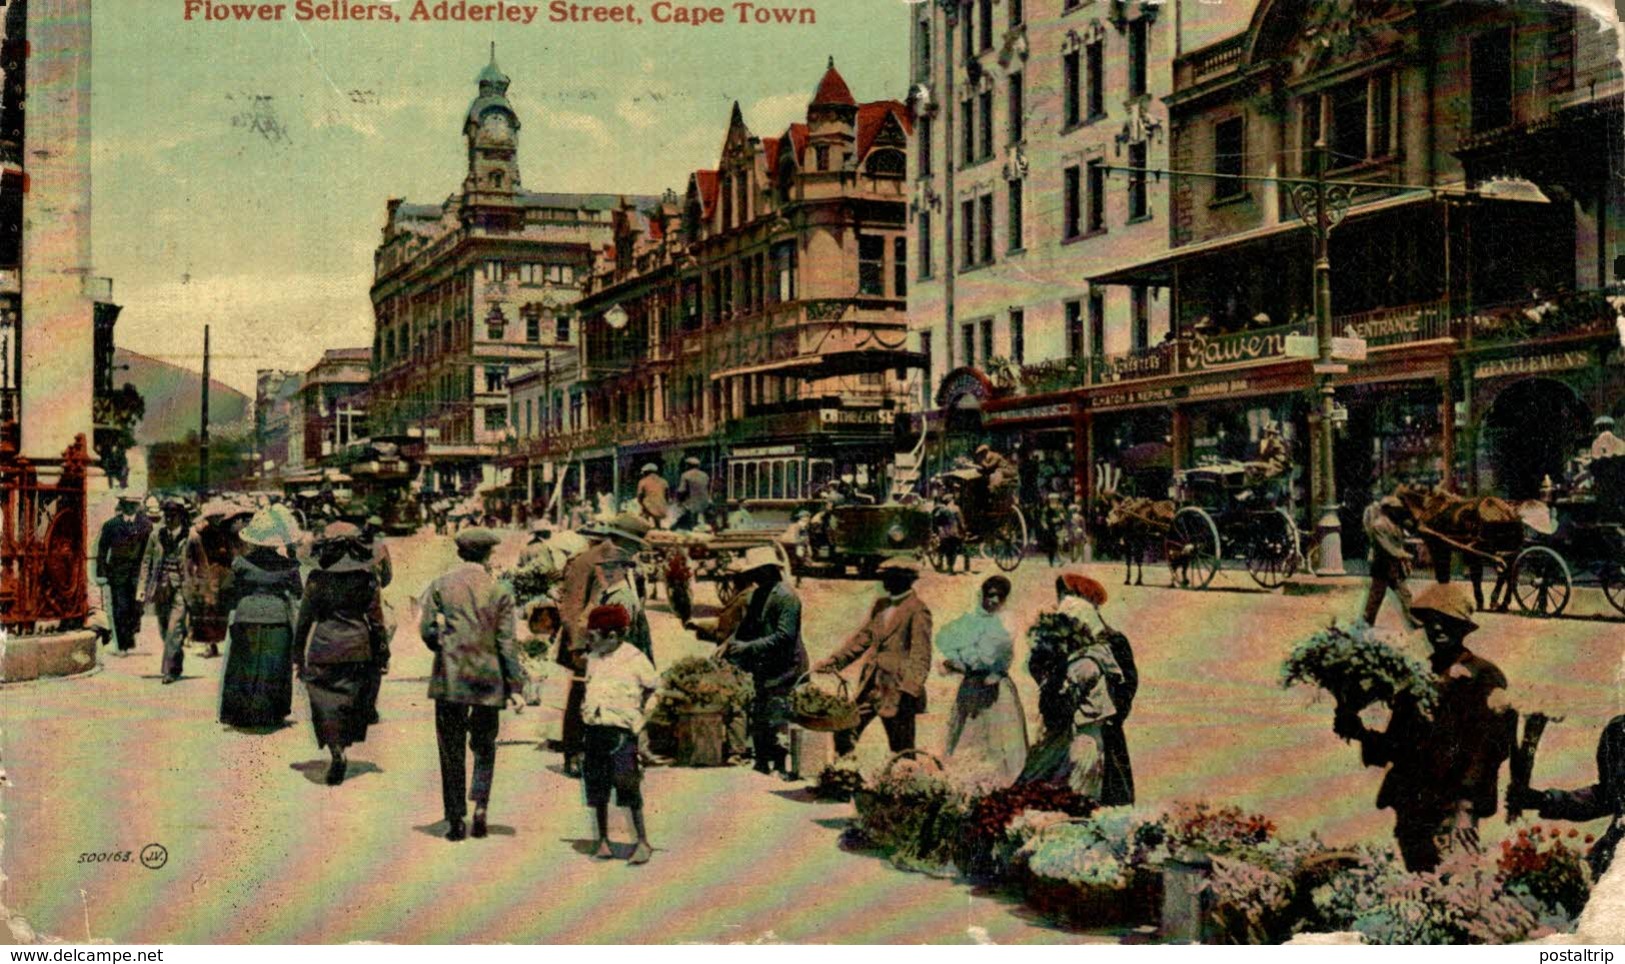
xmin=480 ymin=112 xmax=514 ymax=145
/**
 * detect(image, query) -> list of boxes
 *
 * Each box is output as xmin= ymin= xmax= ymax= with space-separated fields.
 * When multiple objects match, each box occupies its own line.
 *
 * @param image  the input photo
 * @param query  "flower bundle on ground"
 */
xmin=1498 ymin=823 xmax=1593 ymax=919
xmin=646 ymin=656 xmax=754 ymax=730
xmin=1281 ymin=623 xmax=1439 ymax=718
xmin=1304 ymin=848 xmax=1556 ymax=944
xmin=813 ymin=755 xmax=865 ymax=801
xmin=956 ymin=783 xmax=1094 ymax=879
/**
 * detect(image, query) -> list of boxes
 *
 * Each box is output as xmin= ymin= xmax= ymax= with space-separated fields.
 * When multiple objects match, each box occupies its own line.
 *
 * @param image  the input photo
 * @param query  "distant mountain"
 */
xmin=114 ymin=347 xmax=253 ymax=445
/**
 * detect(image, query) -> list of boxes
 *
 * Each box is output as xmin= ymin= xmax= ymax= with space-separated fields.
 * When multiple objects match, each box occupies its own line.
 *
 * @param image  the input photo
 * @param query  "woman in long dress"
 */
xmin=294 ymin=522 xmax=388 ymax=786
xmin=939 ymin=575 xmax=1028 ymax=782
xmin=186 ymin=504 xmax=251 ymax=659
xmin=1017 ymin=573 xmax=1134 ymax=803
xmin=219 ymin=510 xmax=303 ymax=727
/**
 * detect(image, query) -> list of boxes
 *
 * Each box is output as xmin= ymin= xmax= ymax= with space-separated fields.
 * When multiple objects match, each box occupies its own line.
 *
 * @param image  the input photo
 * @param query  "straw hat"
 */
xmin=1411 ymin=584 xmax=1478 ymax=632
xmin=240 ymin=509 xmax=294 ymax=548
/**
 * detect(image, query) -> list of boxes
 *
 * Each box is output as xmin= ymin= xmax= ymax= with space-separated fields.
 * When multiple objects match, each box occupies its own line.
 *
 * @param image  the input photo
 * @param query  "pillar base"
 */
xmin=0 ymin=629 xmax=99 ymax=683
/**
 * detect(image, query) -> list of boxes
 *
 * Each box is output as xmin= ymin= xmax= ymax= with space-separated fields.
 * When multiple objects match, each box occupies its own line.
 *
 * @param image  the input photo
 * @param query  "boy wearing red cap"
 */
xmin=580 ymin=604 xmax=659 ymax=864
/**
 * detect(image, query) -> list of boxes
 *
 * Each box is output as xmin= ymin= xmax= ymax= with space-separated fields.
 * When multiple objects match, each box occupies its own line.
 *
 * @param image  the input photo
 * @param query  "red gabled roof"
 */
xmin=811 ymin=58 xmax=857 ymax=108
xmin=763 ymin=136 xmax=780 ymax=171
xmin=785 ymin=123 xmax=809 ymax=164
xmin=693 ymin=169 xmax=720 ymax=218
xmin=855 ymin=100 xmax=911 ymax=161
xmin=648 ymin=217 xmax=665 ymax=241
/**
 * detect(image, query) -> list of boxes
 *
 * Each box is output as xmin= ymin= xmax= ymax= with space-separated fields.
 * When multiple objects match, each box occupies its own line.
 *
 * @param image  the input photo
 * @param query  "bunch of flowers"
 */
xmin=502 ymin=562 xmax=559 ymax=608
xmin=1281 ymin=623 xmax=1439 ymax=718
xmin=647 ymin=657 xmax=754 ymax=730
xmin=790 ymin=682 xmax=859 ymax=731
xmin=956 ymin=783 xmax=1094 ymax=879
xmin=1305 ymin=849 xmax=1553 ymax=944
xmin=1498 ymin=823 xmax=1593 ymax=918
xmin=813 ymin=755 xmax=865 ymax=802
xmin=853 ymin=761 xmax=971 ymax=874
xmin=1018 ymin=807 xmax=1169 ymax=888
xmin=1162 ymin=801 xmax=1278 ymax=857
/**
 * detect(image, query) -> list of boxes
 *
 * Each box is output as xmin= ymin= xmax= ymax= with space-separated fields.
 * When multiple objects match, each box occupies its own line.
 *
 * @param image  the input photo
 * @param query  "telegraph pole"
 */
xmin=199 ymin=324 xmax=211 ymax=498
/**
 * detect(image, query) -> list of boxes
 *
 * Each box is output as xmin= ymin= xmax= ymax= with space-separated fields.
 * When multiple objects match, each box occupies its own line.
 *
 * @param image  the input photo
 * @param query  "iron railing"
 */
xmin=1 ymin=431 xmax=90 ymax=632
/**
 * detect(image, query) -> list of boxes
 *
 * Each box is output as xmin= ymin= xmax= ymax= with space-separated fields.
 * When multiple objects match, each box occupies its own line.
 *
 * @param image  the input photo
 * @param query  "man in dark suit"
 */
xmin=818 ymin=559 xmax=934 ymax=756
xmin=420 ymin=528 xmax=527 ymax=842
xmin=718 ymin=547 xmax=806 ymax=777
xmin=96 ymin=495 xmax=153 ymax=656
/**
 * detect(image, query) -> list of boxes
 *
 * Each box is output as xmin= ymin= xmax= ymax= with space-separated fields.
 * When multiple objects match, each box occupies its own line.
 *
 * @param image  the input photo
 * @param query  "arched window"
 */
xmin=489 ymin=170 xmax=504 ymax=187
xmin=865 ymin=150 xmax=906 ymax=177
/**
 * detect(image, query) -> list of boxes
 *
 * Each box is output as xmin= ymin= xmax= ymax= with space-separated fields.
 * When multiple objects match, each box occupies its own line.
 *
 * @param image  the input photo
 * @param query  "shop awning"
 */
xmin=1088 ymin=190 xmax=1436 ymax=287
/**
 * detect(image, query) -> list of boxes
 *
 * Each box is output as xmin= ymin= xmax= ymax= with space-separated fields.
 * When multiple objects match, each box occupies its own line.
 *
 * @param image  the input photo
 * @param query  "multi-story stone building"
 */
xmin=1078 ymin=0 xmax=1623 ymax=549
xmin=906 ymin=0 xmax=1178 ymax=503
xmin=288 ymin=348 xmax=370 ymax=473
xmin=367 ymin=52 xmax=656 ymax=497
xmin=552 ymin=61 xmax=918 ymax=513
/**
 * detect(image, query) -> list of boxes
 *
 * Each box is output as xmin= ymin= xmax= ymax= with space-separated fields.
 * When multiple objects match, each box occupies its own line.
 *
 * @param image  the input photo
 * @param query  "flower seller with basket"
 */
xmin=1338 ymin=584 xmax=1516 ymax=872
xmin=580 ymin=603 xmax=660 ymax=865
xmin=1508 ymin=715 xmax=1625 ymax=879
xmin=714 ymin=546 xmax=807 ymax=777
xmin=817 ymin=559 xmax=934 ymax=756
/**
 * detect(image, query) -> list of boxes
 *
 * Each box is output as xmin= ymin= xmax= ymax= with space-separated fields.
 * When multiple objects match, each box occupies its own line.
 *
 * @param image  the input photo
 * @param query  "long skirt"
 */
xmin=219 ymin=622 xmax=294 ymax=727
xmin=305 ymin=662 xmax=380 ymax=749
xmin=943 ymin=675 xmax=1029 ymax=783
xmin=1017 ymin=721 xmax=1106 ymax=800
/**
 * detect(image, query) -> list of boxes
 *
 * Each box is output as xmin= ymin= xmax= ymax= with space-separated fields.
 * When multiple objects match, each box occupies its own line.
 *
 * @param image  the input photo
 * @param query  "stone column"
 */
xmin=21 ymin=0 xmax=96 ymax=465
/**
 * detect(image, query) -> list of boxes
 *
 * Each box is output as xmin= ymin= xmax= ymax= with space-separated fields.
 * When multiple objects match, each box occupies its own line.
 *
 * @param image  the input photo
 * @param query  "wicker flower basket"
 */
xmin=674 ymin=706 xmax=728 ymax=767
xmin=1020 ymin=864 xmax=1164 ymax=931
xmin=790 ymin=671 xmax=861 ymax=732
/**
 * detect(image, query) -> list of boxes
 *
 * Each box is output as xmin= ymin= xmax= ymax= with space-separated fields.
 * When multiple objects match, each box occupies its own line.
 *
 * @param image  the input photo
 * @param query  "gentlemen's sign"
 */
xmin=1473 ymin=350 xmax=1591 ymax=381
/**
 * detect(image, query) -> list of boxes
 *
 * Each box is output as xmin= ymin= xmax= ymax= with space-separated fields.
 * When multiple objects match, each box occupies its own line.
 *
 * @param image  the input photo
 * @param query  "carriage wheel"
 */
xmin=1165 ymin=507 xmax=1221 ymax=589
xmin=1598 ymin=561 xmax=1625 ymax=616
xmin=990 ymin=506 xmax=1028 ymax=573
xmin=1245 ymin=508 xmax=1300 ymax=589
xmin=1510 ymin=546 xmax=1572 ymax=617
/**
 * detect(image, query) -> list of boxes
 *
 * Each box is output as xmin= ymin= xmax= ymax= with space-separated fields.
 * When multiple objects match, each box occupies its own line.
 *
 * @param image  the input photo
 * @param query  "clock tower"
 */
xmin=461 ymin=46 xmax=524 ymax=231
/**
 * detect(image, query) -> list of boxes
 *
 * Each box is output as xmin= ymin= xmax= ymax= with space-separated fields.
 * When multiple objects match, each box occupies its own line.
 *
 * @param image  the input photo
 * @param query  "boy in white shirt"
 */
xmin=580 ymin=603 xmax=659 ymax=865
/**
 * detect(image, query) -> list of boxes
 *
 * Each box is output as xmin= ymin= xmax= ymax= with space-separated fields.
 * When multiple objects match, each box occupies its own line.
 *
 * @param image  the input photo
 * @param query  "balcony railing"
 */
xmin=1459 ymin=288 xmax=1625 ymax=347
xmin=1336 ymin=299 xmax=1452 ymax=346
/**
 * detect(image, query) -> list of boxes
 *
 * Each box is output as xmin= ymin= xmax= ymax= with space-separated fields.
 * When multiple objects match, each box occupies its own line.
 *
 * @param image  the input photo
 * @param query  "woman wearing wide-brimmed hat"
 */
xmin=219 ymin=509 xmax=304 ymax=727
xmin=186 ymin=501 xmax=254 ymax=660
xmin=294 ymin=522 xmax=389 ymax=786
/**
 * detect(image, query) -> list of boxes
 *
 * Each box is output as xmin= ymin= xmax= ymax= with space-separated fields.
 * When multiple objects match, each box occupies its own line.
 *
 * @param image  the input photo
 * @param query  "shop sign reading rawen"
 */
xmin=1184 ymin=323 xmax=1308 ymax=371
xmin=1473 ymin=350 xmax=1592 ymax=381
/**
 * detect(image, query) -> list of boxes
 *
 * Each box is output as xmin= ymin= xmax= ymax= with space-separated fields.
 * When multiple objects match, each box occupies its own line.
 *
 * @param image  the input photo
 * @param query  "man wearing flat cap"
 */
xmin=818 ymin=559 xmax=934 ymax=755
xmin=716 ymin=546 xmax=806 ymax=776
xmin=635 ymin=463 xmax=669 ymax=528
xmin=96 ymin=495 xmax=153 ymax=656
xmin=1339 ymin=583 xmax=1515 ymax=871
xmin=673 ymin=456 xmax=711 ymax=532
xmin=420 ymin=527 xmax=527 ymax=842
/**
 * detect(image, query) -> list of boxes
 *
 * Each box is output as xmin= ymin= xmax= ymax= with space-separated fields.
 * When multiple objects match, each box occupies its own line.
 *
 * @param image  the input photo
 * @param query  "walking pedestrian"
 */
xmin=362 ymin=515 xmax=393 ymax=588
xmin=1362 ymin=494 xmax=1417 ymax=628
xmin=938 ymin=575 xmax=1027 ymax=783
xmin=1038 ymin=493 xmax=1068 ymax=568
xmin=635 ymin=463 xmax=669 ymax=528
xmin=932 ymin=494 xmax=969 ymax=574
xmin=716 ymin=546 xmax=806 ymax=777
xmin=185 ymin=502 xmax=249 ymax=660
xmin=817 ymin=559 xmax=933 ymax=756
xmin=1017 ymin=573 xmax=1131 ymax=803
xmin=140 ymin=498 xmax=192 ymax=683
xmin=219 ymin=510 xmax=303 ymax=728
xmin=1508 ymin=715 xmax=1625 ymax=879
xmin=673 ymin=457 xmax=711 ymax=532
xmin=294 ymin=522 xmax=389 ymax=786
xmin=95 ymin=495 xmax=152 ymax=656
xmin=420 ymin=527 xmax=527 ymax=842
xmin=579 ymin=603 xmax=658 ymax=865
xmin=1338 ymin=584 xmax=1516 ymax=871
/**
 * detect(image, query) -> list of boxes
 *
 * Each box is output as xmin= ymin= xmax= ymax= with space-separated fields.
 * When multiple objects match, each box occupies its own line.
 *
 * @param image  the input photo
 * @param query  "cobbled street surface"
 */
xmin=3 ymin=526 xmax=1621 ymax=944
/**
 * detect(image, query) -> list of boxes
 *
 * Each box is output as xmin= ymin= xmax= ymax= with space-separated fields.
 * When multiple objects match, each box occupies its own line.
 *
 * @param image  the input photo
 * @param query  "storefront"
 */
xmin=1467 ymin=345 xmax=1624 ymax=499
xmin=982 ymin=395 xmax=1085 ymax=504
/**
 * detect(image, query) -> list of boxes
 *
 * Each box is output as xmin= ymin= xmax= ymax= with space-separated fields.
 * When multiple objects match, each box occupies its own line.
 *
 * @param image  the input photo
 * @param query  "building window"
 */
xmin=962 ymin=323 xmax=976 ymax=368
xmin=482 ymin=260 xmax=505 ymax=282
xmin=1087 ymin=38 xmax=1105 ymax=118
xmin=1131 ymin=287 xmax=1150 ymax=350
xmin=1127 ymin=141 xmax=1148 ymax=220
xmin=556 ymin=314 xmax=570 ymax=343
xmin=978 ymin=88 xmax=994 ymax=160
xmin=1010 ymin=309 xmax=1025 ymax=364
xmin=484 ymin=406 xmax=507 ymax=432
xmin=962 ymin=5 xmax=974 ymax=61
xmin=1008 ymin=71 xmax=1024 ymax=144
xmin=721 ymin=173 xmax=734 ymax=229
xmin=961 ymin=198 xmax=976 ymax=269
xmin=1304 ymin=71 xmax=1399 ymax=171
xmin=978 ymin=0 xmax=992 ymax=51
xmin=1009 ymin=0 xmax=1022 ymax=27
xmin=815 ymin=145 xmax=831 ymax=171
xmin=915 ymin=16 xmax=932 ymax=81
xmin=1471 ymin=28 xmax=1513 ymax=134
xmin=894 ymin=237 xmax=908 ymax=297
xmin=918 ymin=212 xmax=933 ymax=279
xmin=1007 ymin=177 xmax=1024 ymax=251
xmin=980 ymin=317 xmax=994 ymax=367
xmin=1064 ymin=50 xmax=1081 ymax=126
xmin=774 ymin=240 xmax=798 ymax=301
xmin=484 ymin=365 xmax=507 ymax=393
xmin=859 ymin=235 xmax=885 ymax=296
xmin=1088 ymin=290 xmax=1105 ymax=358
xmin=1128 ymin=17 xmax=1148 ymax=98
xmin=1087 ymin=158 xmax=1106 ymax=232
xmin=918 ymin=115 xmax=934 ymax=178
xmin=1213 ymin=117 xmax=1245 ymax=199
xmin=1064 ymin=164 xmax=1082 ymax=239
xmin=1065 ymin=299 xmax=1083 ymax=357
xmin=961 ymin=96 xmax=975 ymax=166
xmin=979 ymin=194 xmax=995 ymax=265
xmin=525 ymin=311 xmax=541 ymax=343
xmin=920 ymin=330 xmax=933 ymax=408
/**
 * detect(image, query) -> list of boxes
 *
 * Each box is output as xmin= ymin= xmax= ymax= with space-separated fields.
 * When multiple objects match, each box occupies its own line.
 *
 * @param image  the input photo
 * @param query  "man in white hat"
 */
xmin=635 ymin=463 xmax=669 ymax=528
xmin=716 ymin=545 xmax=806 ymax=777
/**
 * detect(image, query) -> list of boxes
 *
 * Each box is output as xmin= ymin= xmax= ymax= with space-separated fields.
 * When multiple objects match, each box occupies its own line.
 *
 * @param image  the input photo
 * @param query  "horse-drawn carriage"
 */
xmin=923 ymin=466 xmax=1029 ymax=573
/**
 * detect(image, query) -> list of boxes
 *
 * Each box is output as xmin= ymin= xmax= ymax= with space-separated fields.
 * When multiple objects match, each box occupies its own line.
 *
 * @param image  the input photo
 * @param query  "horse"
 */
xmin=1096 ymin=492 xmax=1178 ymax=586
xmin=1390 ymin=484 xmax=1526 ymax=612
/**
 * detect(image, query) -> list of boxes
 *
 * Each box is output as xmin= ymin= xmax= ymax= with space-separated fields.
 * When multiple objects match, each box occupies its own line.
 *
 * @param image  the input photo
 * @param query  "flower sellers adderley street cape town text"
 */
xmin=182 ymin=0 xmax=818 ymax=25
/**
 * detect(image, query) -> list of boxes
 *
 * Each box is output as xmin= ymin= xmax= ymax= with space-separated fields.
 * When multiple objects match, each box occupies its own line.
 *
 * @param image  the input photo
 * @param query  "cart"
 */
xmin=799 ymin=501 xmax=934 ymax=578
xmin=1162 ymin=461 xmax=1301 ymax=590
xmin=922 ymin=466 xmax=1029 ymax=573
xmin=1485 ymin=457 xmax=1625 ymax=617
xmin=646 ymin=528 xmax=792 ymax=613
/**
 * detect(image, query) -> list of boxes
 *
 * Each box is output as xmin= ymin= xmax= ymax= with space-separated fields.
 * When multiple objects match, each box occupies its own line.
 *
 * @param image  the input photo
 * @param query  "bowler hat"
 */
xmin=454 ymin=527 xmax=503 ymax=552
xmin=1597 ymin=415 xmax=1617 ymax=429
xmin=366 ymin=515 xmax=384 ymax=527
xmin=876 ymin=558 xmax=921 ymax=579
xmin=1411 ymin=584 xmax=1478 ymax=632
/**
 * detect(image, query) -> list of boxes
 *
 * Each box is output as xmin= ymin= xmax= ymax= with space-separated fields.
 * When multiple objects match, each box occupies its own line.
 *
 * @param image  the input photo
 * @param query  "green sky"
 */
xmin=90 ymin=0 xmax=1252 ymax=394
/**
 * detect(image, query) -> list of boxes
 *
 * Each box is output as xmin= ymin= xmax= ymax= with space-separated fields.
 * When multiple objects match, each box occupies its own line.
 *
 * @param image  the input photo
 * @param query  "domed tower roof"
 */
xmin=810 ymin=57 xmax=856 ymax=109
xmin=468 ymin=43 xmax=519 ymax=129
xmin=477 ymin=43 xmax=510 ymax=94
